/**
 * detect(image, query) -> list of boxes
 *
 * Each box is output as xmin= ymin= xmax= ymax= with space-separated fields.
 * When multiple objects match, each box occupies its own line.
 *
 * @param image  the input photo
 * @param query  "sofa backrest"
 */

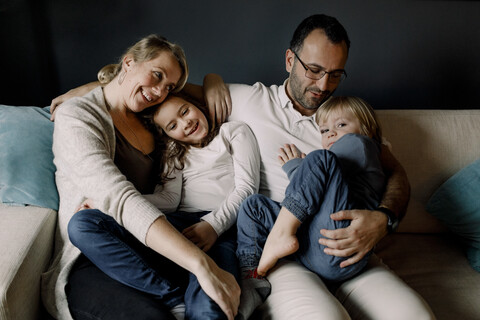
xmin=376 ymin=109 xmax=480 ymax=233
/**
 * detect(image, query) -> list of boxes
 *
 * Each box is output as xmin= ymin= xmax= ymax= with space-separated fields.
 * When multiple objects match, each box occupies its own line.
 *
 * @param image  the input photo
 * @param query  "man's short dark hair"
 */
xmin=290 ymin=14 xmax=350 ymax=53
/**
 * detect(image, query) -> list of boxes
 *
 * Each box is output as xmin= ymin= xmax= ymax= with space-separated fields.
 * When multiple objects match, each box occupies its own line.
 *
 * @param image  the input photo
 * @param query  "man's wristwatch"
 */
xmin=376 ymin=206 xmax=399 ymax=233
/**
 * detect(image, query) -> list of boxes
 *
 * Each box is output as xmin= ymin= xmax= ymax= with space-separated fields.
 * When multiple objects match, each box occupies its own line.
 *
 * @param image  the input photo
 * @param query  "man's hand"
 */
xmin=183 ymin=221 xmax=218 ymax=252
xmin=319 ymin=209 xmax=388 ymax=268
xmin=203 ymin=73 xmax=232 ymax=125
xmin=278 ymin=144 xmax=306 ymax=165
xmin=50 ymin=81 xmax=100 ymax=121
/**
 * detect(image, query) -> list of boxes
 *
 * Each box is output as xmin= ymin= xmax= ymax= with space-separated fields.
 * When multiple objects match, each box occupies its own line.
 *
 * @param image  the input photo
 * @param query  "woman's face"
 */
xmin=123 ymin=51 xmax=183 ymax=113
xmin=154 ymin=96 xmax=209 ymax=145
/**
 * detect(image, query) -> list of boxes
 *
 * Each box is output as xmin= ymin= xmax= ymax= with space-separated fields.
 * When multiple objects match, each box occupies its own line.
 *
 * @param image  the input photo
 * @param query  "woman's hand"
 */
xmin=147 ymin=217 xmax=239 ymax=319
xmin=319 ymin=209 xmax=388 ymax=267
xmin=203 ymin=74 xmax=232 ymax=125
xmin=195 ymin=256 xmax=240 ymax=320
xmin=278 ymin=144 xmax=306 ymax=165
xmin=183 ymin=221 xmax=218 ymax=252
xmin=50 ymin=81 xmax=101 ymax=120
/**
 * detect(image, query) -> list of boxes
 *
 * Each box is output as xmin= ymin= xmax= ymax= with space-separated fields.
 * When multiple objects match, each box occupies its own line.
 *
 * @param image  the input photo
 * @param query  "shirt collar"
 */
xmin=279 ymin=79 xmax=317 ymax=123
xmin=279 ymin=79 xmax=291 ymax=109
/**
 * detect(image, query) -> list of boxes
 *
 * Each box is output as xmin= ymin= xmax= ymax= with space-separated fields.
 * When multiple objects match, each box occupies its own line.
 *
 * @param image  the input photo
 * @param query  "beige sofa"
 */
xmin=374 ymin=110 xmax=480 ymax=320
xmin=1 ymin=109 xmax=479 ymax=320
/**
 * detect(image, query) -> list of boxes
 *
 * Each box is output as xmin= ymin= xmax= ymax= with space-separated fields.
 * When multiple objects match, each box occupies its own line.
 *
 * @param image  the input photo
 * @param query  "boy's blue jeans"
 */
xmin=68 ymin=209 xmax=238 ymax=320
xmin=237 ymin=150 xmax=371 ymax=282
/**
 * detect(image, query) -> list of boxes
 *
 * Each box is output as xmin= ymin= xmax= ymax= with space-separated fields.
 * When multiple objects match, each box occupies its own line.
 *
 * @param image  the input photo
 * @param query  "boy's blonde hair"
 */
xmin=316 ymin=96 xmax=382 ymax=143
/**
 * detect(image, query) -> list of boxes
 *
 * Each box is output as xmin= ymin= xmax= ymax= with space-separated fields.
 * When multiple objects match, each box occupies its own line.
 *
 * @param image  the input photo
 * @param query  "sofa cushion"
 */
xmin=376 ymin=110 xmax=480 ymax=234
xmin=0 ymin=203 xmax=56 ymax=320
xmin=0 ymin=105 xmax=59 ymax=210
xmin=426 ymin=158 xmax=480 ymax=272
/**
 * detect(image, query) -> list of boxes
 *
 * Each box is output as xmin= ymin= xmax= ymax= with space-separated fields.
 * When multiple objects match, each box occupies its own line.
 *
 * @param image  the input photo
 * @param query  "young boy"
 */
xmin=236 ymin=96 xmax=386 ymax=319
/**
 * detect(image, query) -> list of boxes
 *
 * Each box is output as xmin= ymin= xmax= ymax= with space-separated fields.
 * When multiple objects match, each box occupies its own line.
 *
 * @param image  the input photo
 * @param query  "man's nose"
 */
xmin=316 ymin=73 xmax=337 ymax=92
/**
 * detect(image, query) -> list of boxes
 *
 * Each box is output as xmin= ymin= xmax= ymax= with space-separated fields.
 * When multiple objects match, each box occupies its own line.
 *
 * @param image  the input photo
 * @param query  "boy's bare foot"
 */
xmin=257 ymin=207 xmax=301 ymax=275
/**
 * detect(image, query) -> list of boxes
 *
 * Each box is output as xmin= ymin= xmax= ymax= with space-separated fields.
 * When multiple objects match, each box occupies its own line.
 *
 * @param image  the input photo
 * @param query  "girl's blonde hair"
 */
xmin=316 ymin=96 xmax=382 ymax=143
xmin=97 ymin=34 xmax=188 ymax=93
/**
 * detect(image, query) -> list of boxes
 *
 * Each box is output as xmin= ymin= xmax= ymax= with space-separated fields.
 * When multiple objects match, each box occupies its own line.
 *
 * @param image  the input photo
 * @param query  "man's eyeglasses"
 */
xmin=293 ymin=52 xmax=347 ymax=83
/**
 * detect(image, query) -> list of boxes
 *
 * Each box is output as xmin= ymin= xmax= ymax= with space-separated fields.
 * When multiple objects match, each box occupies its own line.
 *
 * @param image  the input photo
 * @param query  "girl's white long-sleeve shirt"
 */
xmin=146 ymin=121 xmax=261 ymax=236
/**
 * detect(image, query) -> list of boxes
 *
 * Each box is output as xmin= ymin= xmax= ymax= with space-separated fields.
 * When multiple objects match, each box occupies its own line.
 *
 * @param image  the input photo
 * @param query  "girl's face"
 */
xmin=122 ymin=51 xmax=182 ymax=113
xmin=154 ymin=96 xmax=209 ymax=144
xmin=319 ymin=108 xmax=362 ymax=149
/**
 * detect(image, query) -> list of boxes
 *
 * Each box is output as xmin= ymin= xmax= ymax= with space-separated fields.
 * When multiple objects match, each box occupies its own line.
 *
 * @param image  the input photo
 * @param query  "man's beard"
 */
xmin=289 ymin=71 xmax=332 ymax=110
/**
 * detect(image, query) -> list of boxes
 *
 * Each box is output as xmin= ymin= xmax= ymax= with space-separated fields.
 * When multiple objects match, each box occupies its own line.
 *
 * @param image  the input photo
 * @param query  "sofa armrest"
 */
xmin=0 ymin=204 xmax=56 ymax=320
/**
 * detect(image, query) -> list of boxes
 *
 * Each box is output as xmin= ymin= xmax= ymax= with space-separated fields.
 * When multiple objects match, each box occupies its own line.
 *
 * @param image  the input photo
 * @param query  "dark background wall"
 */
xmin=1 ymin=0 xmax=479 ymax=109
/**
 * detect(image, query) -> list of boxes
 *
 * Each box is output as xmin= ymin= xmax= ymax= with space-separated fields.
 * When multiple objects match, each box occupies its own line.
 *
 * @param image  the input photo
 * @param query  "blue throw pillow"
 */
xmin=0 ymin=105 xmax=59 ymax=210
xmin=426 ymin=158 xmax=480 ymax=272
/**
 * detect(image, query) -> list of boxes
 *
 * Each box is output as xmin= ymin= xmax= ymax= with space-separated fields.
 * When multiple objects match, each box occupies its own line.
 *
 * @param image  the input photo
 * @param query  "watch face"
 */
xmin=392 ymin=220 xmax=399 ymax=231
xmin=377 ymin=207 xmax=398 ymax=233
xmin=388 ymin=218 xmax=399 ymax=232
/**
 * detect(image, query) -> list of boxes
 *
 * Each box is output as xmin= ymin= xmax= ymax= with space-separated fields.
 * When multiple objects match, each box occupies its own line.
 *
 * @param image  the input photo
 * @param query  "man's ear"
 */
xmin=285 ymin=49 xmax=295 ymax=73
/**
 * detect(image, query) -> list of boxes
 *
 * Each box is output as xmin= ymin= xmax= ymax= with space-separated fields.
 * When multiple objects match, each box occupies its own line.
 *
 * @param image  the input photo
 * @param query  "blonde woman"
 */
xmin=42 ymin=35 xmax=239 ymax=320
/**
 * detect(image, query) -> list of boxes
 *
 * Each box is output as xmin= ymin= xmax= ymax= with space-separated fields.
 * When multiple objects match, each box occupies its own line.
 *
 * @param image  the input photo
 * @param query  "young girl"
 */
xmin=137 ymin=95 xmax=261 ymax=319
xmin=235 ymin=96 xmax=386 ymax=319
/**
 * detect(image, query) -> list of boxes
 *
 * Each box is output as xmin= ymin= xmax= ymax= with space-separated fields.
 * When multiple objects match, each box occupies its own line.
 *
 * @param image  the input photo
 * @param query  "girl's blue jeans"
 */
xmin=236 ymin=150 xmax=371 ymax=282
xmin=68 ymin=209 xmax=238 ymax=320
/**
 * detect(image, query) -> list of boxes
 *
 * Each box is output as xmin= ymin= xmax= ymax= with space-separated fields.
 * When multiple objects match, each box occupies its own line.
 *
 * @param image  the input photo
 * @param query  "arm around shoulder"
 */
xmin=50 ymin=81 xmax=101 ymax=120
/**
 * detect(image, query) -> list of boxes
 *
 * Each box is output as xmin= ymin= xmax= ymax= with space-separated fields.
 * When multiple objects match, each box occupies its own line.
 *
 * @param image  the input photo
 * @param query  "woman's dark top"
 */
xmin=114 ymin=128 xmax=157 ymax=194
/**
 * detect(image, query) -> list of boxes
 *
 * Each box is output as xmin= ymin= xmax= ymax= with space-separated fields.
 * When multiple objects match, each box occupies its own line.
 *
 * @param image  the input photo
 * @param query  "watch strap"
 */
xmin=376 ymin=206 xmax=399 ymax=233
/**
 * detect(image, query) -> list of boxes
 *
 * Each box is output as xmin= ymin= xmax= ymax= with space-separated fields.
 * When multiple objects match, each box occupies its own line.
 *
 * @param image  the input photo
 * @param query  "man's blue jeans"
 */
xmin=237 ymin=150 xmax=371 ymax=282
xmin=68 ymin=209 xmax=238 ymax=320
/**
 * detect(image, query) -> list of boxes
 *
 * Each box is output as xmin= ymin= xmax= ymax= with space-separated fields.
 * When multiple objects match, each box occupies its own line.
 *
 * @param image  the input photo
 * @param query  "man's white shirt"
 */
xmin=228 ymin=81 xmax=325 ymax=202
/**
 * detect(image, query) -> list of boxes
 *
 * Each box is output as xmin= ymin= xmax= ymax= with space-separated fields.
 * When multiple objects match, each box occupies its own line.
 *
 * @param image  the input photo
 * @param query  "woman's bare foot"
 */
xmin=257 ymin=207 xmax=301 ymax=275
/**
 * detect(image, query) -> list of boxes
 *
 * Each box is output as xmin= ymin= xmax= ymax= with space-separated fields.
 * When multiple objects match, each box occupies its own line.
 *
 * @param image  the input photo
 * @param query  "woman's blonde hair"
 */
xmin=97 ymin=34 xmax=188 ymax=93
xmin=316 ymin=96 xmax=382 ymax=143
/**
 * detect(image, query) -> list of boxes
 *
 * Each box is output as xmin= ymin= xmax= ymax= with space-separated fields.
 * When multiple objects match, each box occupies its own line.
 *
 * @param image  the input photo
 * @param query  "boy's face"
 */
xmin=319 ymin=108 xmax=362 ymax=149
xmin=154 ymin=96 xmax=209 ymax=145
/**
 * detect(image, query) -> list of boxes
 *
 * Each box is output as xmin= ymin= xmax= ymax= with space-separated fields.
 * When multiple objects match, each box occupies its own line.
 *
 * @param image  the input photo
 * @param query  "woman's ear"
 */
xmin=122 ymin=54 xmax=135 ymax=70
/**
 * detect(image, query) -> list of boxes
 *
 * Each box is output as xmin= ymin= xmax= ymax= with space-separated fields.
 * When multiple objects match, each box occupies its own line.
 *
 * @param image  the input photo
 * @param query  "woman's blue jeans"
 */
xmin=68 ymin=209 xmax=238 ymax=320
xmin=237 ymin=150 xmax=371 ymax=282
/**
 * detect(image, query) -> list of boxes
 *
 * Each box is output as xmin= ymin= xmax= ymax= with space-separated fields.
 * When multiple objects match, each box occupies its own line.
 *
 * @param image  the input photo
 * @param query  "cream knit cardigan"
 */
xmin=41 ymin=87 xmax=164 ymax=319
